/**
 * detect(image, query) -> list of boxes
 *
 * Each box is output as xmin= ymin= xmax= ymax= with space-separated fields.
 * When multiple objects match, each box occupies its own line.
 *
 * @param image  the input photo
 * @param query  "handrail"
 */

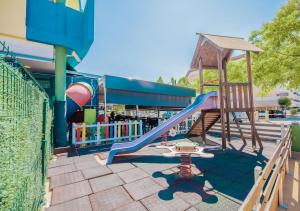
xmin=239 ymin=126 xmax=292 ymax=211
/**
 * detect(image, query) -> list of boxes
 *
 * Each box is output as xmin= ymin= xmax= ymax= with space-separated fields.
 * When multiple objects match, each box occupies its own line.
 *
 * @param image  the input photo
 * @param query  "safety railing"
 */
xmin=239 ymin=126 xmax=292 ymax=211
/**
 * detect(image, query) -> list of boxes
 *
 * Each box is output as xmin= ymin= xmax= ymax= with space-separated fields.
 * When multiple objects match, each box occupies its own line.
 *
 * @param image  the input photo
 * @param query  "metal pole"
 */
xmin=54 ymin=45 xmax=67 ymax=147
xmin=54 ymin=0 xmax=67 ymax=147
xmin=103 ymin=77 xmax=107 ymax=117
xmin=136 ymin=105 xmax=139 ymax=117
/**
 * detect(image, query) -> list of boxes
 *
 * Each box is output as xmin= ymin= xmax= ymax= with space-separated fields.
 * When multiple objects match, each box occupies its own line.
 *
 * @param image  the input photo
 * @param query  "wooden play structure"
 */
xmin=188 ymin=33 xmax=263 ymax=150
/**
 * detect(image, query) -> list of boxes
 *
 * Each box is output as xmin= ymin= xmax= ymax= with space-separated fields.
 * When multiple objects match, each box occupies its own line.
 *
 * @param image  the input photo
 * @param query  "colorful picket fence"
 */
xmin=72 ymin=120 xmax=143 ymax=146
xmin=72 ymin=118 xmax=197 ymax=147
xmin=156 ymin=118 xmax=196 ymax=135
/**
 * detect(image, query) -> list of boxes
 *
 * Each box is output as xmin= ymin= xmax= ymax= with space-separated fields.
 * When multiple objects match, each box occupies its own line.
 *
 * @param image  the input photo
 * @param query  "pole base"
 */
xmin=55 ymin=100 xmax=68 ymax=147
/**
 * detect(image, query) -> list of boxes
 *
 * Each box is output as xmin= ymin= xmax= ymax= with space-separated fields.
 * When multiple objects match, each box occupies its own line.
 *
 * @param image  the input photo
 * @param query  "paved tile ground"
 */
xmin=46 ymin=138 xmax=277 ymax=211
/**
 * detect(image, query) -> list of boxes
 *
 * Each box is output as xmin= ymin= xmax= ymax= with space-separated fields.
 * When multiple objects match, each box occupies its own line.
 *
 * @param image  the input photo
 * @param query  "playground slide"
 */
xmin=66 ymin=82 xmax=93 ymax=120
xmin=106 ymin=91 xmax=218 ymax=164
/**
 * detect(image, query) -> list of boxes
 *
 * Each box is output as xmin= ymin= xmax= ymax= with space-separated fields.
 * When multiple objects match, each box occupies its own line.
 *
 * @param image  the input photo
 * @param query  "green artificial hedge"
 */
xmin=0 ymin=58 xmax=53 ymax=211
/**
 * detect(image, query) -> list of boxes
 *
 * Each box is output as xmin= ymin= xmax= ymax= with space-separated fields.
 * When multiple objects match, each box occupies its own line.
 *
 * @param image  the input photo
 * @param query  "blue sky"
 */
xmin=77 ymin=0 xmax=286 ymax=82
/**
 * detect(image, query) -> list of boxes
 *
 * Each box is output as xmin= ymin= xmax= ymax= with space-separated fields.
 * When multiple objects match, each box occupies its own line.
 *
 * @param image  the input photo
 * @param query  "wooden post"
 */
xmin=246 ymin=51 xmax=256 ymax=149
xmin=232 ymin=112 xmax=247 ymax=145
xmin=278 ymin=170 xmax=284 ymax=206
xmin=223 ymin=59 xmax=230 ymax=142
xmin=198 ymin=58 xmax=204 ymax=94
xmin=217 ymin=50 xmax=226 ymax=149
xmin=286 ymin=154 xmax=290 ymax=174
xmin=202 ymin=111 xmax=206 ymax=144
xmin=254 ymin=166 xmax=262 ymax=182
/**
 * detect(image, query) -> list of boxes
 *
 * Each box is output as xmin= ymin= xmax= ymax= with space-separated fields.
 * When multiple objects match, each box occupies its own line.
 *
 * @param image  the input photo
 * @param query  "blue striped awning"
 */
xmin=103 ymin=75 xmax=196 ymax=108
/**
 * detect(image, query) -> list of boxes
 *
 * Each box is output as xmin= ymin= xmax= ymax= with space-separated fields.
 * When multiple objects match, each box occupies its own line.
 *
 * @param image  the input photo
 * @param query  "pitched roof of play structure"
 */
xmin=191 ymin=33 xmax=262 ymax=69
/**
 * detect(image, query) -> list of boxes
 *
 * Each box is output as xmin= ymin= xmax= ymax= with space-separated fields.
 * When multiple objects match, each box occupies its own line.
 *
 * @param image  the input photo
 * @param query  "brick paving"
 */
xmin=81 ymin=165 xmax=112 ymax=179
xmin=51 ymin=180 xmax=92 ymax=205
xmin=50 ymin=171 xmax=84 ymax=190
xmin=89 ymin=186 xmax=133 ymax=211
xmin=46 ymin=138 xmax=277 ymax=211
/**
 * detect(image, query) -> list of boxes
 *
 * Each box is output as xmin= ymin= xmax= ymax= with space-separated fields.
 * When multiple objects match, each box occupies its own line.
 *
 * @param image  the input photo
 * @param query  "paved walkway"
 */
xmin=45 ymin=138 xmax=277 ymax=211
xmin=278 ymin=152 xmax=300 ymax=211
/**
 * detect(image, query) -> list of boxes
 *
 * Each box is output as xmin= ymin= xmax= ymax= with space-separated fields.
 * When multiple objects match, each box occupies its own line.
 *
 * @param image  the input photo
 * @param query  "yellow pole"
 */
xmin=82 ymin=123 xmax=86 ymax=146
xmin=118 ymin=121 xmax=121 ymax=142
xmin=134 ymin=120 xmax=137 ymax=137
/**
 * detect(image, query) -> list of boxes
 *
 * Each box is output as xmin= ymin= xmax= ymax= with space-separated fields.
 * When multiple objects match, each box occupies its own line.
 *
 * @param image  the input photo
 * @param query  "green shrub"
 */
xmin=0 ymin=58 xmax=53 ymax=211
xmin=278 ymin=97 xmax=292 ymax=108
xmin=290 ymin=108 xmax=297 ymax=116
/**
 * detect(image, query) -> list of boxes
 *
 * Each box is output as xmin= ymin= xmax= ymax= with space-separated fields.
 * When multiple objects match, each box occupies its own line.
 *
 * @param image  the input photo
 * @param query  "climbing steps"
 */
xmin=188 ymin=109 xmax=220 ymax=137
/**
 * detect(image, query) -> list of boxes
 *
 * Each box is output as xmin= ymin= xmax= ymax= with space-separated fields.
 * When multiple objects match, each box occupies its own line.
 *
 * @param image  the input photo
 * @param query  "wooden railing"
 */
xmin=239 ymin=126 xmax=292 ymax=211
xmin=211 ymin=122 xmax=286 ymax=141
xmin=223 ymin=83 xmax=250 ymax=112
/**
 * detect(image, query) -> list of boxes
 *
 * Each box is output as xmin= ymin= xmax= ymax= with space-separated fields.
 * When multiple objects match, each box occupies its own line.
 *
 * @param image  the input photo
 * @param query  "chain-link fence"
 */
xmin=0 ymin=41 xmax=54 ymax=211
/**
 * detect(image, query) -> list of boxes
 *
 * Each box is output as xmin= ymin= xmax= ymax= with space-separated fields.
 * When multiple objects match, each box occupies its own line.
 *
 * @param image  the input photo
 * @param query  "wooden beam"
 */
xmin=232 ymin=112 xmax=246 ymax=145
xmin=202 ymin=83 xmax=219 ymax=87
xmin=246 ymin=51 xmax=256 ymax=149
xmin=198 ymin=57 xmax=204 ymax=94
xmin=187 ymin=114 xmax=203 ymax=136
xmin=238 ymin=85 xmax=243 ymax=109
xmin=246 ymin=111 xmax=263 ymax=149
xmin=202 ymin=111 xmax=206 ymax=144
xmin=217 ymin=50 xmax=226 ymax=149
xmin=223 ymin=59 xmax=230 ymax=142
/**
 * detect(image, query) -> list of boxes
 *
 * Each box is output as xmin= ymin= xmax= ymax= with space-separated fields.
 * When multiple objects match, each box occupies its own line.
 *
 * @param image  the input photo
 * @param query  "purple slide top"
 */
xmin=106 ymin=91 xmax=218 ymax=164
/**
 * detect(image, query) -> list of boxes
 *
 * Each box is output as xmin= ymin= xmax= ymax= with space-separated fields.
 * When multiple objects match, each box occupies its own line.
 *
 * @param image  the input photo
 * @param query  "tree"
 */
xmin=177 ymin=76 xmax=191 ymax=88
xmin=170 ymin=77 xmax=177 ymax=85
xmin=185 ymin=61 xmax=247 ymax=94
xmin=249 ymin=0 xmax=300 ymax=93
xmin=278 ymin=97 xmax=292 ymax=112
xmin=227 ymin=59 xmax=248 ymax=83
xmin=156 ymin=76 xmax=164 ymax=84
